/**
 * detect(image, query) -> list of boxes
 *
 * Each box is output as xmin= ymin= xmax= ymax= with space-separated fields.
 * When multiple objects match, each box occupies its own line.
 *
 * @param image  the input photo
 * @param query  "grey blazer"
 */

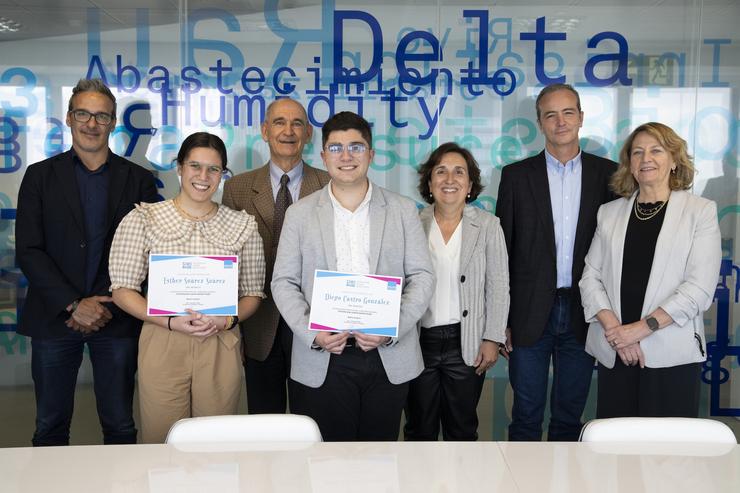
xmin=419 ymin=205 xmax=510 ymax=365
xmin=271 ymin=184 xmax=435 ymax=388
xmin=579 ymin=190 xmax=721 ymax=368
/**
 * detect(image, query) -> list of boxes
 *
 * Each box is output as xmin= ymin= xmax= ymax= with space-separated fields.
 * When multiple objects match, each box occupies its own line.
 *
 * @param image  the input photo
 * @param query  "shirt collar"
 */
xmin=328 ymin=180 xmax=373 ymax=214
xmin=544 ymin=148 xmax=582 ymax=172
xmin=269 ymin=159 xmax=304 ymax=184
xmin=72 ymin=149 xmax=110 ymax=175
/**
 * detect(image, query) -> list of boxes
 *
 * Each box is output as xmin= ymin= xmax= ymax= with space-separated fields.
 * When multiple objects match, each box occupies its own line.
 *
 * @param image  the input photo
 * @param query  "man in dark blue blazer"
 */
xmin=496 ymin=84 xmax=616 ymax=441
xmin=15 ymin=79 xmax=158 ymax=446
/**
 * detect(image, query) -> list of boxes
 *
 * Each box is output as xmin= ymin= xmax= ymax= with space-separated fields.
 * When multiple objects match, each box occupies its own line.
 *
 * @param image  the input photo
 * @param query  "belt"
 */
xmin=344 ymin=336 xmax=357 ymax=348
xmin=555 ymin=287 xmax=572 ymax=297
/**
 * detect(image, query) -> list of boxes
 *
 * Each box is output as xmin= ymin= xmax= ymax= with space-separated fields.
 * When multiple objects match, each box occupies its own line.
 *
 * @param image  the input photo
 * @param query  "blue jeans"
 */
xmin=31 ymin=332 xmax=138 ymax=446
xmin=508 ymin=292 xmax=594 ymax=441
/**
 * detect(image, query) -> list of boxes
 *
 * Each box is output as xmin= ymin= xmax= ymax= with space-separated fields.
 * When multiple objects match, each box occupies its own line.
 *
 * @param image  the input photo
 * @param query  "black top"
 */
xmin=620 ymin=201 xmax=668 ymax=324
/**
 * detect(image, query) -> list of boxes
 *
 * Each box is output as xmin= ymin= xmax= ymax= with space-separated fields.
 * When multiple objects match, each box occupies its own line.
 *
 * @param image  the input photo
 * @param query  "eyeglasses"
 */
xmin=184 ymin=161 xmax=225 ymax=177
xmin=325 ymin=143 xmax=368 ymax=155
xmin=69 ymin=109 xmax=114 ymax=125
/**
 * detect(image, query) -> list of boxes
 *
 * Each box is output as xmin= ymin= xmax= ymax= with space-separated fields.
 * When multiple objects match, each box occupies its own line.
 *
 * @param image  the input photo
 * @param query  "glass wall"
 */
xmin=1 ymin=0 xmax=738 ymax=435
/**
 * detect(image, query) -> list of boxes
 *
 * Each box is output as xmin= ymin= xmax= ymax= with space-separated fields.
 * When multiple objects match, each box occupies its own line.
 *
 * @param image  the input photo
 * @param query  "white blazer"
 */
xmin=579 ymin=190 xmax=721 ymax=369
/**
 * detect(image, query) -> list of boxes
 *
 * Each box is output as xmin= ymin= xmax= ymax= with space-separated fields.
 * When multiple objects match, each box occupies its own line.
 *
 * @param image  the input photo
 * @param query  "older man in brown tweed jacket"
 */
xmin=222 ymin=98 xmax=329 ymax=413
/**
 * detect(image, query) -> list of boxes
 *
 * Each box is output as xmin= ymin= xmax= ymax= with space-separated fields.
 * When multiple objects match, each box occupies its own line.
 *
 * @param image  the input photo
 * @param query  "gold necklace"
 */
xmin=173 ymin=197 xmax=217 ymax=221
xmin=633 ymin=196 xmax=668 ymax=221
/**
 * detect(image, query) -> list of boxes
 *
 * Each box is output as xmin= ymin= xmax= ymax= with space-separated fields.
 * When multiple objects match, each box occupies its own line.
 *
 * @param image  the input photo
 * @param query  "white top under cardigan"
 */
xmin=421 ymin=217 xmax=462 ymax=327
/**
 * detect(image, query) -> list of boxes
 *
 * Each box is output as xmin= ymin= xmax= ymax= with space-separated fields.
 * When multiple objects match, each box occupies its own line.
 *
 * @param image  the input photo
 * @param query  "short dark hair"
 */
xmin=321 ymin=111 xmax=372 ymax=149
xmin=176 ymin=132 xmax=228 ymax=170
xmin=68 ymin=78 xmax=117 ymax=116
xmin=535 ymin=83 xmax=581 ymax=121
xmin=417 ymin=142 xmax=484 ymax=204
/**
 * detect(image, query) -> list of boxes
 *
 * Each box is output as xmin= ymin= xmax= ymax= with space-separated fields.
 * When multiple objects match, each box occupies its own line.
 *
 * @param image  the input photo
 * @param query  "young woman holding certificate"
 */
xmin=404 ymin=142 xmax=510 ymax=441
xmin=109 ymin=132 xmax=265 ymax=443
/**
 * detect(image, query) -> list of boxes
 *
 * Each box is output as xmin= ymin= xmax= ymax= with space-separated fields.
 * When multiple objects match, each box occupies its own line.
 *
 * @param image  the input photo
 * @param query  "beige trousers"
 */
xmin=137 ymin=322 xmax=242 ymax=443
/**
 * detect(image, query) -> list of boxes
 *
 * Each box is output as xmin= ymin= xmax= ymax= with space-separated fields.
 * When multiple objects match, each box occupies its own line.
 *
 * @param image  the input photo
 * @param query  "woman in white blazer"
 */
xmin=579 ymin=122 xmax=721 ymax=418
xmin=404 ymin=142 xmax=510 ymax=440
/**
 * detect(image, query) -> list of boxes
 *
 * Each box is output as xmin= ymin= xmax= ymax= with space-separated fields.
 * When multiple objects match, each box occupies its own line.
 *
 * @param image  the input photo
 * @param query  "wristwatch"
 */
xmin=646 ymin=316 xmax=659 ymax=332
xmin=68 ymin=299 xmax=81 ymax=313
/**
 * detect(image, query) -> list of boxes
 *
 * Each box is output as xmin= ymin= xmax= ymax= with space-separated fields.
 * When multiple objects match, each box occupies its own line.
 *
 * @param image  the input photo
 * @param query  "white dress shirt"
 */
xmin=421 ymin=216 xmax=462 ymax=328
xmin=328 ymin=181 xmax=372 ymax=274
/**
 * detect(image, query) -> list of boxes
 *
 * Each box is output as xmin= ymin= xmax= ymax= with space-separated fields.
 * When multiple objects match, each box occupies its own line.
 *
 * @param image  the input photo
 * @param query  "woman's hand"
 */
xmin=604 ymin=321 xmax=652 ymax=350
xmin=473 ymin=340 xmax=499 ymax=375
xmin=168 ymin=310 xmax=221 ymax=338
xmin=616 ymin=343 xmax=645 ymax=368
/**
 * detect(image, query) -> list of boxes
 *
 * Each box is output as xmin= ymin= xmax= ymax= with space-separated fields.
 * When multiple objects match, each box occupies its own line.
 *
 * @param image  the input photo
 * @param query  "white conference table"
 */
xmin=1 ymin=441 xmax=737 ymax=492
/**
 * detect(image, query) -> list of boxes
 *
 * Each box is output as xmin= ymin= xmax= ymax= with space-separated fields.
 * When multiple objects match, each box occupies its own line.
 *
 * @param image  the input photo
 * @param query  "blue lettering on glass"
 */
xmin=1 ymin=67 xmax=39 ymax=117
xmin=702 ymin=39 xmax=730 ymax=88
xmin=264 ymin=0 xmax=335 ymax=85
xmin=584 ymin=31 xmax=632 ymax=86
xmin=519 ymin=16 xmax=566 ymax=85
xmin=333 ymin=10 xmax=384 ymax=86
xmin=0 ymin=116 xmax=22 ymax=173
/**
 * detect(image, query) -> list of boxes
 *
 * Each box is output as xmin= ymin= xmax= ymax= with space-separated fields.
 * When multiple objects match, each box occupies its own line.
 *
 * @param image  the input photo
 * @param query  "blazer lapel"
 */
xmin=368 ymin=186 xmax=387 ymax=275
xmin=251 ymin=165 xmax=275 ymax=238
xmin=574 ymin=154 xmax=597 ymax=257
xmin=105 ymin=154 xmax=128 ymax=233
xmin=419 ymin=205 xmax=434 ymax=237
xmin=609 ymin=194 xmax=634 ymax=321
xmin=54 ymin=153 xmax=85 ymax=234
xmin=316 ymin=189 xmax=337 ymax=270
xmin=299 ymin=163 xmax=325 ymax=198
xmin=460 ymin=206 xmax=480 ymax=272
xmin=641 ymin=190 xmax=687 ymax=313
xmin=527 ymin=153 xmax=556 ymax=255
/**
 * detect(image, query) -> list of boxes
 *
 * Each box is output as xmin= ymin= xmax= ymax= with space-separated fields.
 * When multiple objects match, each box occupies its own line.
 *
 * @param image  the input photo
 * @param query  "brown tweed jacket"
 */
xmin=222 ymin=162 xmax=330 ymax=360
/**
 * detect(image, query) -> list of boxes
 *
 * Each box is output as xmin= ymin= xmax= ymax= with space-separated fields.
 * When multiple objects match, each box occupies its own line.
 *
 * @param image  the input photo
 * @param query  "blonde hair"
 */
xmin=611 ymin=122 xmax=695 ymax=197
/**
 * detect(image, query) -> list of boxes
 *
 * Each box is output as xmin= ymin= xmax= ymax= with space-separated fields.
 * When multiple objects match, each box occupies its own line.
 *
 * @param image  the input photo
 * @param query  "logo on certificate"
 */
xmin=223 ymin=259 xmax=234 ymax=269
xmin=182 ymin=262 xmax=192 ymax=269
xmin=387 ymin=281 xmax=397 ymax=290
xmin=346 ymin=280 xmax=356 ymax=287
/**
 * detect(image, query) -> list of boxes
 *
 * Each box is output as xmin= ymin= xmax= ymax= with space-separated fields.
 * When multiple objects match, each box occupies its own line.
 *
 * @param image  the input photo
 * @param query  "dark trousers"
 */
xmin=404 ymin=323 xmax=485 ymax=441
xmin=31 ymin=332 xmax=138 ymax=446
xmin=597 ymin=358 xmax=701 ymax=418
xmin=508 ymin=291 xmax=595 ymax=441
xmin=289 ymin=345 xmax=408 ymax=441
xmin=244 ymin=317 xmax=293 ymax=414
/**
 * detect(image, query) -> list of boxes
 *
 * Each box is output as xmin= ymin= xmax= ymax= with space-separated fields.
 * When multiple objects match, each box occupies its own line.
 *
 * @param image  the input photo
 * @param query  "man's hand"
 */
xmin=71 ymin=296 xmax=113 ymax=329
xmin=314 ymin=331 xmax=350 ymax=354
xmin=498 ymin=327 xmax=513 ymax=360
xmin=352 ymin=332 xmax=390 ymax=352
xmin=65 ymin=317 xmax=98 ymax=334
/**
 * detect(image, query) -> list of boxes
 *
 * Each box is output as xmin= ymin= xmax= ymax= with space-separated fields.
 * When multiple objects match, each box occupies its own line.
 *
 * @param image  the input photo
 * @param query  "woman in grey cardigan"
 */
xmin=404 ymin=142 xmax=510 ymax=441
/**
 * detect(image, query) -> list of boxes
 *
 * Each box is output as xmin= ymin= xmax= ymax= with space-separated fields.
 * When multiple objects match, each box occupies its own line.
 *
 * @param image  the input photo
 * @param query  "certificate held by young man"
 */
xmin=147 ymin=254 xmax=239 ymax=316
xmin=308 ymin=270 xmax=402 ymax=337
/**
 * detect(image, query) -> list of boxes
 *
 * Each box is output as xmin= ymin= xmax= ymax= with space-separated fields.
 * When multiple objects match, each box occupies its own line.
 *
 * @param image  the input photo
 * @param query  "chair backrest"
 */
xmin=165 ymin=414 xmax=323 ymax=444
xmin=579 ymin=417 xmax=737 ymax=444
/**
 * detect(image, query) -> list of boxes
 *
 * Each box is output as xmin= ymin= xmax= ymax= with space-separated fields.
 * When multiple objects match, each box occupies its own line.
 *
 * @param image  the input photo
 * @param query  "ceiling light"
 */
xmin=0 ymin=17 xmax=22 ymax=33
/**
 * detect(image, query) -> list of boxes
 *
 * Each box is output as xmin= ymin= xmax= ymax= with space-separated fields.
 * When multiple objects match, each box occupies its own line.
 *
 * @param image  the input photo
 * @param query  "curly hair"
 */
xmin=417 ymin=142 xmax=483 ymax=204
xmin=611 ymin=122 xmax=694 ymax=197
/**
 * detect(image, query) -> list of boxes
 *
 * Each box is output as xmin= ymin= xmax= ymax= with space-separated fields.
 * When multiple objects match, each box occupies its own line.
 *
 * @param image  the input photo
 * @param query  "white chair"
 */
xmin=579 ymin=417 xmax=737 ymax=444
xmin=165 ymin=414 xmax=323 ymax=445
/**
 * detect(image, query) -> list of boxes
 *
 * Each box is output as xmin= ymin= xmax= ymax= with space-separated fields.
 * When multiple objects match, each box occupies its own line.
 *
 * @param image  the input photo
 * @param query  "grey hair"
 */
xmin=68 ymin=78 xmax=117 ymax=116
